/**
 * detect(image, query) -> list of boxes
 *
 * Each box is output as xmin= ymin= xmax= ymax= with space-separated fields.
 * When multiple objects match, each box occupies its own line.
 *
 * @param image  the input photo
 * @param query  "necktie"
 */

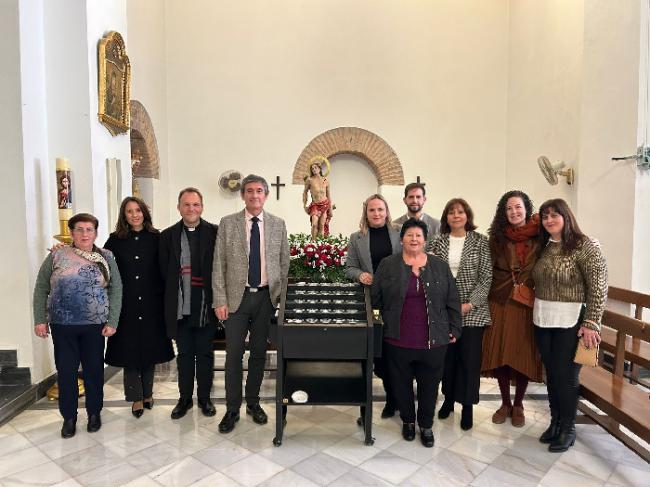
xmin=248 ymin=216 xmax=261 ymax=287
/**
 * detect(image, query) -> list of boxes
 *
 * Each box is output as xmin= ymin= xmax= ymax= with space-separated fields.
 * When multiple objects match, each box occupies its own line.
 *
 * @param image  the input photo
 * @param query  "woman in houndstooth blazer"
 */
xmin=427 ymin=198 xmax=492 ymax=430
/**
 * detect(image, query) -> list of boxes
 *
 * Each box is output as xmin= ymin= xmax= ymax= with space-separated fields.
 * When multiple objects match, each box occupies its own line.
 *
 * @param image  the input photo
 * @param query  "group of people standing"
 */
xmin=33 ymin=174 xmax=288 ymax=439
xmin=32 ymin=177 xmax=607 ymax=457
xmin=346 ymin=183 xmax=607 ymax=451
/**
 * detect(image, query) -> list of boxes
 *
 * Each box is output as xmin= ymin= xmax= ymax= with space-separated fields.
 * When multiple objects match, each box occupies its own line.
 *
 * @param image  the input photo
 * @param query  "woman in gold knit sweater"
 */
xmin=532 ymin=199 xmax=607 ymax=453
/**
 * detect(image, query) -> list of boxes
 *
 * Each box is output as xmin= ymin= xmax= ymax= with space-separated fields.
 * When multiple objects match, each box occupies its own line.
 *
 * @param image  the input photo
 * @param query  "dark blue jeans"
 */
xmin=50 ymin=323 xmax=105 ymax=420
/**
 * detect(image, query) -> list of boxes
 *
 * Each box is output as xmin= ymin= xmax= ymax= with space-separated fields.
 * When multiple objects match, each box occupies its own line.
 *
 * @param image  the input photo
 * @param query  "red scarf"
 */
xmin=504 ymin=213 xmax=539 ymax=267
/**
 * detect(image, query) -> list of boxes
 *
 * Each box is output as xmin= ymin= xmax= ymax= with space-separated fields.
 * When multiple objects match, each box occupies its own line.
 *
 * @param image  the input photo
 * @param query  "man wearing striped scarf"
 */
xmin=160 ymin=187 xmax=219 ymax=420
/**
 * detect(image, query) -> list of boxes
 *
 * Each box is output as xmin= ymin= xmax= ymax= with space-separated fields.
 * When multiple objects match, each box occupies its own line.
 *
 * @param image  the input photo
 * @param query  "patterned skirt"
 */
xmin=481 ymin=298 xmax=543 ymax=382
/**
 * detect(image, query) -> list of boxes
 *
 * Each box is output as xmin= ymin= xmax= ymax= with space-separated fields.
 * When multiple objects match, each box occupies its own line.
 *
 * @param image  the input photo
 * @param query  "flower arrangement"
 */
xmin=288 ymin=233 xmax=349 ymax=282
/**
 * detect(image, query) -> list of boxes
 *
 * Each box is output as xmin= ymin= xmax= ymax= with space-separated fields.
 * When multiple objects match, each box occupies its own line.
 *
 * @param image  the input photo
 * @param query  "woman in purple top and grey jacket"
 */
xmin=372 ymin=218 xmax=462 ymax=448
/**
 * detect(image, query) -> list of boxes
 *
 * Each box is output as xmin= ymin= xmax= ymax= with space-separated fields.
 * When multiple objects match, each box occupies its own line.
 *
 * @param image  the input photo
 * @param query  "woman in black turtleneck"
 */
xmin=346 ymin=194 xmax=401 ymax=423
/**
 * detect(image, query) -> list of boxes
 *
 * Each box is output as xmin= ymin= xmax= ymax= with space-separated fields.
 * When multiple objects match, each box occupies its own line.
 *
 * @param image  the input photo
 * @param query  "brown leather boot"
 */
xmin=511 ymin=406 xmax=525 ymax=427
xmin=491 ymin=404 xmax=512 ymax=424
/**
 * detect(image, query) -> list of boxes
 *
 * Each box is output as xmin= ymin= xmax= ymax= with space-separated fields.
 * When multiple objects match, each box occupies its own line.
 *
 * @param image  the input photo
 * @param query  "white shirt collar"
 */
xmin=245 ymin=209 xmax=264 ymax=222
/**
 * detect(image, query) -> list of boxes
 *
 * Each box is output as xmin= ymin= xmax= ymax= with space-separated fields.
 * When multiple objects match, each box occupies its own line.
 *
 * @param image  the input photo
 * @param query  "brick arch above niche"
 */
xmin=129 ymin=100 xmax=160 ymax=179
xmin=292 ymin=127 xmax=404 ymax=185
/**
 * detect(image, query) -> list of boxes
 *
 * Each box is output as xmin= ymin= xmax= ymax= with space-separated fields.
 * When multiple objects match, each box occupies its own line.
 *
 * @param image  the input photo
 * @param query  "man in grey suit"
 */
xmin=393 ymin=182 xmax=441 ymax=239
xmin=212 ymin=174 xmax=289 ymax=433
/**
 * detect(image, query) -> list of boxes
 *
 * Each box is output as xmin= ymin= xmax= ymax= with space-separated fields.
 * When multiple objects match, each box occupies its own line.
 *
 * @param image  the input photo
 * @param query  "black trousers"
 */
xmin=50 ymin=324 xmax=105 ymax=420
xmin=175 ymin=318 xmax=216 ymax=400
xmin=224 ymin=288 xmax=274 ymax=411
xmin=441 ymin=327 xmax=485 ymax=406
xmin=123 ymin=366 xmax=155 ymax=402
xmin=534 ymin=323 xmax=582 ymax=424
xmin=385 ymin=341 xmax=447 ymax=429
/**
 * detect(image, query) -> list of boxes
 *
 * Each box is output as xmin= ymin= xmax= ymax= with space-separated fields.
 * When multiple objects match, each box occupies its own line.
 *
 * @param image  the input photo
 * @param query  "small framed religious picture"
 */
xmin=98 ymin=31 xmax=131 ymax=136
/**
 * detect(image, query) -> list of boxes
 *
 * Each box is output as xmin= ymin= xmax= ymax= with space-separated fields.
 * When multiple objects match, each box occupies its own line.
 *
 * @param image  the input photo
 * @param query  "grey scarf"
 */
xmin=177 ymin=228 xmax=192 ymax=319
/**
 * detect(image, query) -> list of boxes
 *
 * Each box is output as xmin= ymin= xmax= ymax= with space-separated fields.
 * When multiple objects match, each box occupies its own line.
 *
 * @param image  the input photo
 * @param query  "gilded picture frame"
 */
xmin=98 ymin=31 xmax=131 ymax=136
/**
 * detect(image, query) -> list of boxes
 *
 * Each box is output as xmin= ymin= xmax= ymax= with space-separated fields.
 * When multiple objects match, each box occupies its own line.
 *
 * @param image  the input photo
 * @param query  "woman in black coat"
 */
xmin=105 ymin=197 xmax=174 ymax=417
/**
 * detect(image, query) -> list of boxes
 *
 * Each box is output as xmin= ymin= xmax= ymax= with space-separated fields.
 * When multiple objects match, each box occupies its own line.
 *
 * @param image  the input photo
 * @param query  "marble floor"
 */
xmin=0 ymin=358 xmax=648 ymax=487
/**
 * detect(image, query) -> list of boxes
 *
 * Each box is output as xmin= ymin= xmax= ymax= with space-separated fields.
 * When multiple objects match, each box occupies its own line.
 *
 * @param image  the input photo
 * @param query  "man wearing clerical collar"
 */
xmin=160 ymin=187 xmax=219 ymax=420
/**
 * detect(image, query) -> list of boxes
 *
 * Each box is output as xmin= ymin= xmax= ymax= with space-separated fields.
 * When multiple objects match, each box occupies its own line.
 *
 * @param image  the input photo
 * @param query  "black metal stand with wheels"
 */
xmin=272 ymin=282 xmax=375 ymax=446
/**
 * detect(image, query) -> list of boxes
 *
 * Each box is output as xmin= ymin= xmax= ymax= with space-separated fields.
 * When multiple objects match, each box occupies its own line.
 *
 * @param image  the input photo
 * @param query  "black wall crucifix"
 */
xmin=416 ymin=176 xmax=426 ymax=186
xmin=271 ymin=176 xmax=286 ymax=200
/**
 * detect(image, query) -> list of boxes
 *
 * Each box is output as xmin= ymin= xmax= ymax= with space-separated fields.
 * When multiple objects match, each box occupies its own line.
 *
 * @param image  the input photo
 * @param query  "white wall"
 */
xmin=505 ymin=0 xmax=584 ymax=207
xmin=0 ymin=0 xmax=36 ymax=370
xmin=327 ymin=154 xmax=379 ymax=236
xmin=162 ymin=0 xmax=509 ymax=233
xmin=19 ymin=0 xmax=55 ymax=379
xmin=126 ymin=0 xmax=171 ymax=227
xmin=576 ymin=1 xmax=640 ymax=289
xmin=86 ymin=0 xmax=132 ymax=244
xmin=505 ymin=0 xmax=642 ymax=289
xmin=632 ymin=0 xmax=650 ymax=296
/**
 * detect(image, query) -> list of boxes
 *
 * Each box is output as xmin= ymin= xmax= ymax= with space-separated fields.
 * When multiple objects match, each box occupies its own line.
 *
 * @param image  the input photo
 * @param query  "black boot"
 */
xmin=460 ymin=405 xmax=473 ymax=430
xmin=539 ymin=417 xmax=561 ymax=444
xmin=549 ymin=421 xmax=576 ymax=453
xmin=437 ymin=399 xmax=454 ymax=419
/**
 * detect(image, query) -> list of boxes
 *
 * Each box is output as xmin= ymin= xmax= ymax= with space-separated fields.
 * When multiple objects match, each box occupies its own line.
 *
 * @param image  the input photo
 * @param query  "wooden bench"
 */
xmin=602 ymin=286 xmax=650 ymax=385
xmin=578 ymin=310 xmax=650 ymax=462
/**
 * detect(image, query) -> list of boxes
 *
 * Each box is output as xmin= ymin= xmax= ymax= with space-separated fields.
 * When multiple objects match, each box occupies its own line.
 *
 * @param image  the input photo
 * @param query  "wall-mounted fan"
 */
xmin=218 ymin=170 xmax=242 ymax=193
xmin=537 ymin=156 xmax=574 ymax=186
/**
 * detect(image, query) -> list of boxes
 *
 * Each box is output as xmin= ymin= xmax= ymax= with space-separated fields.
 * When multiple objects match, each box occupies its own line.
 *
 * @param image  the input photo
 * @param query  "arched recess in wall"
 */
xmin=129 ymin=100 xmax=160 ymax=206
xmin=130 ymin=100 xmax=159 ymax=178
xmin=292 ymin=127 xmax=404 ymax=186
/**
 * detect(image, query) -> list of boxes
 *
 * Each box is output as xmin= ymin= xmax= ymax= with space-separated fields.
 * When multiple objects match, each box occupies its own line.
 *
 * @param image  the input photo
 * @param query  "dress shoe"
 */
xmin=61 ymin=418 xmax=76 ymax=438
xmin=143 ymin=397 xmax=154 ymax=410
xmin=170 ymin=398 xmax=193 ymax=419
xmin=437 ymin=400 xmax=455 ymax=419
xmin=491 ymin=404 xmax=512 ymax=424
xmin=420 ymin=427 xmax=434 ymax=448
xmin=131 ymin=401 xmax=144 ymax=419
xmin=549 ymin=422 xmax=576 ymax=453
xmin=218 ymin=411 xmax=240 ymax=433
xmin=402 ymin=422 xmax=416 ymax=441
xmin=539 ymin=418 xmax=561 ymax=444
xmin=246 ymin=403 xmax=268 ymax=424
xmin=87 ymin=413 xmax=101 ymax=433
xmin=198 ymin=398 xmax=216 ymax=417
xmin=511 ymin=405 xmax=525 ymax=427
xmin=460 ymin=405 xmax=473 ymax=431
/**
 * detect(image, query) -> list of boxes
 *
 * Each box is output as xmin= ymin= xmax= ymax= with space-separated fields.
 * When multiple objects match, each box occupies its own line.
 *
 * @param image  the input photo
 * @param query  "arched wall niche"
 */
xmin=129 ymin=100 xmax=160 ymax=179
xmin=292 ymin=127 xmax=404 ymax=185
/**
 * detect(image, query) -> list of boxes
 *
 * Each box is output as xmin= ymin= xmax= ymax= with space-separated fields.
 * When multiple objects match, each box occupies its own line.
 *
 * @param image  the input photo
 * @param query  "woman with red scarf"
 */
xmin=481 ymin=190 xmax=543 ymax=427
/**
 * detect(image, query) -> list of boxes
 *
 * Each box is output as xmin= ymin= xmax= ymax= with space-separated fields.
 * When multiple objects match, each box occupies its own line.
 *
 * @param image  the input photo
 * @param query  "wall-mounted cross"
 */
xmin=271 ymin=176 xmax=285 ymax=200
xmin=416 ymin=176 xmax=426 ymax=186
